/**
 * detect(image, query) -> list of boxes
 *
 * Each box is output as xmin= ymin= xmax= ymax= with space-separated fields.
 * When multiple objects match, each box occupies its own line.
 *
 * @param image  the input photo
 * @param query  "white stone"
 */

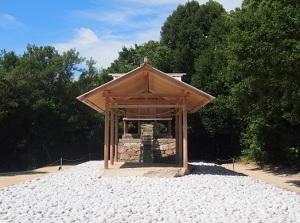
xmin=0 ymin=161 xmax=300 ymax=223
xmin=159 ymin=144 xmax=168 ymax=151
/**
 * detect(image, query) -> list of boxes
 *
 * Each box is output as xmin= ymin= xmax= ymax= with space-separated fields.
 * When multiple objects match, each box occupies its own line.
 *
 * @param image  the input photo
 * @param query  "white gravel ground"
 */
xmin=0 ymin=161 xmax=299 ymax=223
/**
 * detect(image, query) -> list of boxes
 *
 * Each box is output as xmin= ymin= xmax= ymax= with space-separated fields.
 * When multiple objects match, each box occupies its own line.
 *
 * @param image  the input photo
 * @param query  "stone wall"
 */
xmin=118 ymin=138 xmax=176 ymax=163
xmin=153 ymin=139 xmax=176 ymax=163
xmin=118 ymin=139 xmax=142 ymax=162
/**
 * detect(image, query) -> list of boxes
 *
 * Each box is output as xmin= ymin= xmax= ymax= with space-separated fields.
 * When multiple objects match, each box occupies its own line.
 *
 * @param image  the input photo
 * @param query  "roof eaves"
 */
xmin=77 ymin=65 xmax=143 ymax=101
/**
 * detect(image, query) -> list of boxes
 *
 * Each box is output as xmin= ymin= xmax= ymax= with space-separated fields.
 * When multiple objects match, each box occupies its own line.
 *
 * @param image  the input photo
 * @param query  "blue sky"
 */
xmin=0 ymin=0 xmax=243 ymax=68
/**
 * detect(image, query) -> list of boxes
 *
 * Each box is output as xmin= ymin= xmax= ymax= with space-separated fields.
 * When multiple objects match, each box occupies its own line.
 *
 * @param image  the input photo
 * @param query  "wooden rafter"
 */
xmin=84 ymin=99 xmax=105 ymax=113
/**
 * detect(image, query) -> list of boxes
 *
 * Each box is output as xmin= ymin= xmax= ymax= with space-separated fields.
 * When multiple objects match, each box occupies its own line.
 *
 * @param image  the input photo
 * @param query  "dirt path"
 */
xmin=221 ymin=162 xmax=300 ymax=195
xmin=0 ymin=165 xmax=75 ymax=188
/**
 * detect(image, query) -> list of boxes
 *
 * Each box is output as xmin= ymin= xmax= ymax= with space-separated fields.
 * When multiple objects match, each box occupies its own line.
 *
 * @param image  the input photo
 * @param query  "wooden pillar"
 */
xmin=179 ymin=108 xmax=183 ymax=165
xmin=168 ymin=120 xmax=172 ymax=137
xmin=124 ymin=121 xmax=128 ymax=135
xmin=183 ymin=105 xmax=188 ymax=169
xmin=110 ymin=109 xmax=114 ymax=165
xmin=104 ymin=99 xmax=109 ymax=169
xmin=114 ymin=109 xmax=118 ymax=162
xmin=175 ymin=109 xmax=179 ymax=164
xmin=138 ymin=121 xmax=141 ymax=135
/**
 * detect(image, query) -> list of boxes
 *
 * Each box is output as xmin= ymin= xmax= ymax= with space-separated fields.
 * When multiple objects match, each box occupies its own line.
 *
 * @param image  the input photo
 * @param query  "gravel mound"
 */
xmin=1 ymin=161 xmax=299 ymax=222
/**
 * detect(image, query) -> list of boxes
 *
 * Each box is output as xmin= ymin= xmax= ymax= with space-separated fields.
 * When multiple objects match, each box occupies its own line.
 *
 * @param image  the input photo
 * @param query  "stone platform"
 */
xmin=118 ymin=138 xmax=176 ymax=163
xmin=99 ymin=162 xmax=190 ymax=177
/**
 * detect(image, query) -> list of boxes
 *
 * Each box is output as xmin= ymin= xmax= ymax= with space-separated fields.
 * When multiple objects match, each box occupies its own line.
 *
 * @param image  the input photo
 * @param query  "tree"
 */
xmin=226 ymin=0 xmax=300 ymax=164
xmin=0 ymin=45 xmax=107 ymax=170
xmin=188 ymin=9 xmax=243 ymax=160
xmin=106 ymin=40 xmax=173 ymax=73
xmin=160 ymin=0 xmax=226 ymax=83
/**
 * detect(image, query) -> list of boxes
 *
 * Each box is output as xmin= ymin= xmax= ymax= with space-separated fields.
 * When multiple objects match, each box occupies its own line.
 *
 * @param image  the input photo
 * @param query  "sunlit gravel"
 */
xmin=1 ymin=161 xmax=299 ymax=222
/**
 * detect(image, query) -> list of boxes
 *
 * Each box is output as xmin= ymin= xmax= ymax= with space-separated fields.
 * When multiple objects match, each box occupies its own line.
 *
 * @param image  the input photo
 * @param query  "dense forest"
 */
xmin=1 ymin=0 xmax=299 ymax=171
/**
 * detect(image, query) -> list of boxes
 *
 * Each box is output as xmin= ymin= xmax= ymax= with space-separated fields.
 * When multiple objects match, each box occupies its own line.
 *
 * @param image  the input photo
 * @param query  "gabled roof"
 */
xmin=77 ymin=62 xmax=215 ymax=114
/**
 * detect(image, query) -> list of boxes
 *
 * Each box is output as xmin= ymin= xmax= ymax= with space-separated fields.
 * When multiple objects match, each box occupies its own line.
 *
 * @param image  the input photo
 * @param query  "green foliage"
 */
xmin=161 ymin=0 xmax=226 ymax=82
xmin=107 ymin=41 xmax=173 ymax=73
xmin=284 ymin=147 xmax=300 ymax=166
xmin=0 ymin=45 xmax=105 ymax=170
xmin=226 ymin=0 xmax=300 ymax=165
xmin=240 ymin=118 xmax=269 ymax=163
xmin=155 ymin=122 xmax=168 ymax=135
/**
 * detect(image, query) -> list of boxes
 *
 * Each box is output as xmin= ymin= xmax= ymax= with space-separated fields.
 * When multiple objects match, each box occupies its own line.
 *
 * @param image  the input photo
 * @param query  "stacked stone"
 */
xmin=153 ymin=139 xmax=176 ymax=162
xmin=118 ymin=140 xmax=141 ymax=162
xmin=118 ymin=139 xmax=177 ymax=163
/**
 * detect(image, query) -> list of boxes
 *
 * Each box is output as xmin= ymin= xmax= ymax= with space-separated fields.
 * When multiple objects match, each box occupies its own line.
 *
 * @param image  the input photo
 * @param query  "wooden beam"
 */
xmin=109 ymin=73 xmax=187 ymax=78
xmin=105 ymin=92 xmax=188 ymax=98
xmin=175 ymin=109 xmax=179 ymax=164
xmin=110 ymin=104 xmax=180 ymax=109
xmin=179 ymin=108 xmax=183 ymax=165
xmin=110 ymin=99 xmax=180 ymax=105
xmin=124 ymin=120 xmax=128 ymax=134
xmin=183 ymin=105 xmax=188 ymax=169
xmin=83 ymin=99 xmax=105 ymax=113
xmin=123 ymin=117 xmax=172 ymax=121
xmin=104 ymin=99 xmax=109 ymax=169
xmin=110 ymin=109 xmax=114 ymax=165
xmin=114 ymin=109 xmax=118 ymax=162
xmin=117 ymin=113 xmax=176 ymax=117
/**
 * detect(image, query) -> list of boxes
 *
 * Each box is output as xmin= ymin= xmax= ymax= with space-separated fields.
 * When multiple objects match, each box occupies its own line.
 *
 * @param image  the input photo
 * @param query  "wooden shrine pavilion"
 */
xmin=77 ymin=59 xmax=214 ymax=172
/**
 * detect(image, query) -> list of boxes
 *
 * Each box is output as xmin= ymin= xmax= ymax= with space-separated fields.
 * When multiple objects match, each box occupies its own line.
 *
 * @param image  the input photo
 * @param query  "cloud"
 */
xmin=74 ymin=10 xmax=128 ymax=25
xmin=71 ymin=0 xmax=182 ymax=34
xmin=54 ymin=28 xmax=134 ymax=69
xmin=56 ymin=1 xmax=176 ymax=69
xmin=0 ymin=14 xmax=25 ymax=28
xmin=53 ymin=0 xmax=243 ymax=69
xmin=57 ymin=0 xmax=242 ymax=69
xmin=73 ymin=6 xmax=161 ymax=29
xmin=136 ymin=28 xmax=161 ymax=43
xmin=2 ymin=14 xmax=15 ymax=22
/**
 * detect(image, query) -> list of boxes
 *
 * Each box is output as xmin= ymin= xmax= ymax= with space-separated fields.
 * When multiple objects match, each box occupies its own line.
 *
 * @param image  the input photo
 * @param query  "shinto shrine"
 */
xmin=77 ymin=58 xmax=214 ymax=173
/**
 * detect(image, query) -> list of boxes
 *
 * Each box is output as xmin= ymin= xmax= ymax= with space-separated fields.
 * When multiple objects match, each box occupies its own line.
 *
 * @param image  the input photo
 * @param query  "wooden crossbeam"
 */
xmin=105 ymin=92 xmax=188 ymax=98
xmin=110 ymin=104 xmax=180 ymax=108
xmin=110 ymin=99 xmax=179 ymax=105
xmin=123 ymin=117 xmax=172 ymax=121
